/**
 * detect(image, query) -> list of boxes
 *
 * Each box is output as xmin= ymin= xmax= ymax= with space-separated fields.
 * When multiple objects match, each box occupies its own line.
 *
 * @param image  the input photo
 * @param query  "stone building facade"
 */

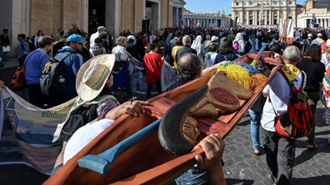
xmin=0 ymin=0 xmax=182 ymax=57
xmin=297 ymin=0 xmax=330 ymax=28
xmin=172 ymin=0 xmax=186 ymax=27
xmin=231 ymin=0 xmax=297 ymax=27
xmin=183 ymin=10 xmax=231 ymax=28
xmin=302 ymin=0 xmax=330 ymax=12
xmin=310 ymin=0 xmax=330 ymax=9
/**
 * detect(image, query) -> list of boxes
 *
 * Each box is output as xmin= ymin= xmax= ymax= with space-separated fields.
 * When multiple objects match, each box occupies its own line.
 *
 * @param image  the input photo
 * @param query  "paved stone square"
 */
xmin=223 ymin=101 xmax=330 ymax=185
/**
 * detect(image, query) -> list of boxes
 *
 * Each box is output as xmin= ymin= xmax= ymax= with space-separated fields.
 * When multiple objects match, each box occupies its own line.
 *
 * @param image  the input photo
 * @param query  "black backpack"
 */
xmin=58 ymin=103 xmax=99 ymax=150
xmin=20 ymin=41 xmax=36 ymax=54
xmin=136 ymin=36 xmax=144 ymax=52
xmin=21 ymin=41 xmax=36 ymax=52
xmin=40 ymin=52 xmax=73 ymax=96
xmin=28 ymin=42 xmax=36 ymax=52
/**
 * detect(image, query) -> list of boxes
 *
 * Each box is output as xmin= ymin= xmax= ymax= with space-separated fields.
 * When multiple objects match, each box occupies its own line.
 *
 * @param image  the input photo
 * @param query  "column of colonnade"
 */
xmin=240 ymin=9 xmax=281 ymax=26
xmin=270 ymin=10 xmax=273 ymax=25
xmin=246 ymin=11 xmax=249 ymax=25
xmin=239 ymin=11 xmax=244 ymax=25
xmin=321 ymin=19 xmax=323 ymax=27
xmin=176 ymin=8 xmax=179 ymax=27
xmin=324 ymin=18 xmax=329 ymax=28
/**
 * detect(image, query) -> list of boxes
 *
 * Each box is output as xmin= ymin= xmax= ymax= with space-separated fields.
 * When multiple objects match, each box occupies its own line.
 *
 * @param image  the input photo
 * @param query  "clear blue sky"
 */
xmin=185 ymin=0 xmax=307 ymax=15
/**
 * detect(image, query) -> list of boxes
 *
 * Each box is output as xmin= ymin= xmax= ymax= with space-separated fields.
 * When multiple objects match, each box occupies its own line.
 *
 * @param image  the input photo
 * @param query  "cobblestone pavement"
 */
xmin=223 ymin=101 xmax=330 ymax=185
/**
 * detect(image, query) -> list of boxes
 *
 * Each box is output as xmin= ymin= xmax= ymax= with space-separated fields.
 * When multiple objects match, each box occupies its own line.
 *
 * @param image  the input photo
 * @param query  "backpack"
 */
xmin=58 ymin=103 xmax=98 ymax=150
xmin=28 ymin=41 xmax=36 ymax=52
xmin=40 ymin=52 xmax=73 ymax=96
xmin=9 ymin=50 xmax=40 ymax=91
xmin=136 ymin=37 xmax=145 ymax=53
xmin=274 ymin=70 xmax=314 ymax=139
xmin=8 ymin=66 xmax=26 ymax=91
xmin=21 ymin=41 xmax=36 ymax=53
xmin=233 ymin=41 xmax=239 ymax=51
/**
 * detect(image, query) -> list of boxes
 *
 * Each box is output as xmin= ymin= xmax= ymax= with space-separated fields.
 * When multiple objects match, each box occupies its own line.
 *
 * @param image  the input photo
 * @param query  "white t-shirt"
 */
xmin=34 ymin=36 xmax=43 ymax=46
xmin=63 ymin=119 xmax=115 ymax=164
xmin=261 ymin=71 xmax=306 ymax=132
xmin=89 ymin=32 xmax=100 ymax=48
xmin=321 ymin=53 xmax=330 ymax=70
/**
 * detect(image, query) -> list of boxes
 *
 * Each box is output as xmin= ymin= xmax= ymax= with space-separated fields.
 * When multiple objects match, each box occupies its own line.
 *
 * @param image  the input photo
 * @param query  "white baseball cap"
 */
xmin=97 ymin=26 xmax=106 ymax=31
xmin=211 ymin=36 xmax=219 ymax=42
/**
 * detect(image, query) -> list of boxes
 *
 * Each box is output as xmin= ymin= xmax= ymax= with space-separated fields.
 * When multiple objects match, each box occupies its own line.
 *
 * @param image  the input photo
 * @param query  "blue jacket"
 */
xmin=18 ymin=41 xmax=30 ymax=58
xmin=215 ymin=53 xmax=238 ymax=64
xmin=24 ymin=49 xmax=50 ymax=85
xmin=57 ymin=46 xmax=84 ymax=94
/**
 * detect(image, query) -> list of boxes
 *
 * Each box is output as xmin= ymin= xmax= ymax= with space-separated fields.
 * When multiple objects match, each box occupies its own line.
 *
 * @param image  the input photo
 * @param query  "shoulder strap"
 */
xmin=299 ymin=72 xmax=305 ymax=92
xmin=278 ymin=68 xmax=294 ymax=90
xmin=306 ymin=39 xmax=311 ymax=46
xmin=56 ymin=52 xmax=74 ymax=62
xmin=23 ymin=48 xmax=41 ymax=66
xmin=223 ymin=54 xmax=228 ymax=61
xmin=278 ymin=68 xmax=305 ymax=92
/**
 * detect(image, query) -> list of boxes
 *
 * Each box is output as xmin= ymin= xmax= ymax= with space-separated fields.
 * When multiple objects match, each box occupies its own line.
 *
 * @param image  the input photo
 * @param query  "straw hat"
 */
xmin=76 ymin=54 xmax=115 ymax=101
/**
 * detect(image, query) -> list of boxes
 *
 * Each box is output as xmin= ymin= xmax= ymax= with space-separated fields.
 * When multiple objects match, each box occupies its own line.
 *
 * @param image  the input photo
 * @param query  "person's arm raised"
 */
xmin=201 ymin=61 xmax=228 ymax=76
xmin=195 ymin=134 xmax=227 ymax=185
xmin=105 ymin=100 xmax=148 ymax=120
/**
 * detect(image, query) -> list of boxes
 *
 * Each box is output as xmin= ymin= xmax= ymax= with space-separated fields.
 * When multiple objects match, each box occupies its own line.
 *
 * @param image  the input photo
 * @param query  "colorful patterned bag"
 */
xmin=275 ymin=69 xmax=314 ymax=139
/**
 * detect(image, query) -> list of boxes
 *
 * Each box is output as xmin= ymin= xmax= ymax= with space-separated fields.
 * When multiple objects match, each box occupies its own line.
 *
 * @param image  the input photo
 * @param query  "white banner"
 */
xmin=279 ymin=19 xmax=294 ymax=44
xmin=0 ymin=87 xmax=75 ymax=174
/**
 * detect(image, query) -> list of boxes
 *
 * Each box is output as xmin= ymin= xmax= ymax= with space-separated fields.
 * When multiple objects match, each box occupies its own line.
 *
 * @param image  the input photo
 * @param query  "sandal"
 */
xmin=307 ymin=143 xmax=318 ymax=150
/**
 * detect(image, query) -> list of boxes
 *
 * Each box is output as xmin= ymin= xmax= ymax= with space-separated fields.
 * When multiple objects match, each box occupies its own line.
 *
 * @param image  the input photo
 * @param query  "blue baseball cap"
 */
xmin=66 ymin=34 xmax=87 ymax=44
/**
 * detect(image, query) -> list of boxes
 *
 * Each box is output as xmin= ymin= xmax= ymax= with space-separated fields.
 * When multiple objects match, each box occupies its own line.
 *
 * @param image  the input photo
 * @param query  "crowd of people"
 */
xmin=1 ymin=25 xmax=330 ymax=184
